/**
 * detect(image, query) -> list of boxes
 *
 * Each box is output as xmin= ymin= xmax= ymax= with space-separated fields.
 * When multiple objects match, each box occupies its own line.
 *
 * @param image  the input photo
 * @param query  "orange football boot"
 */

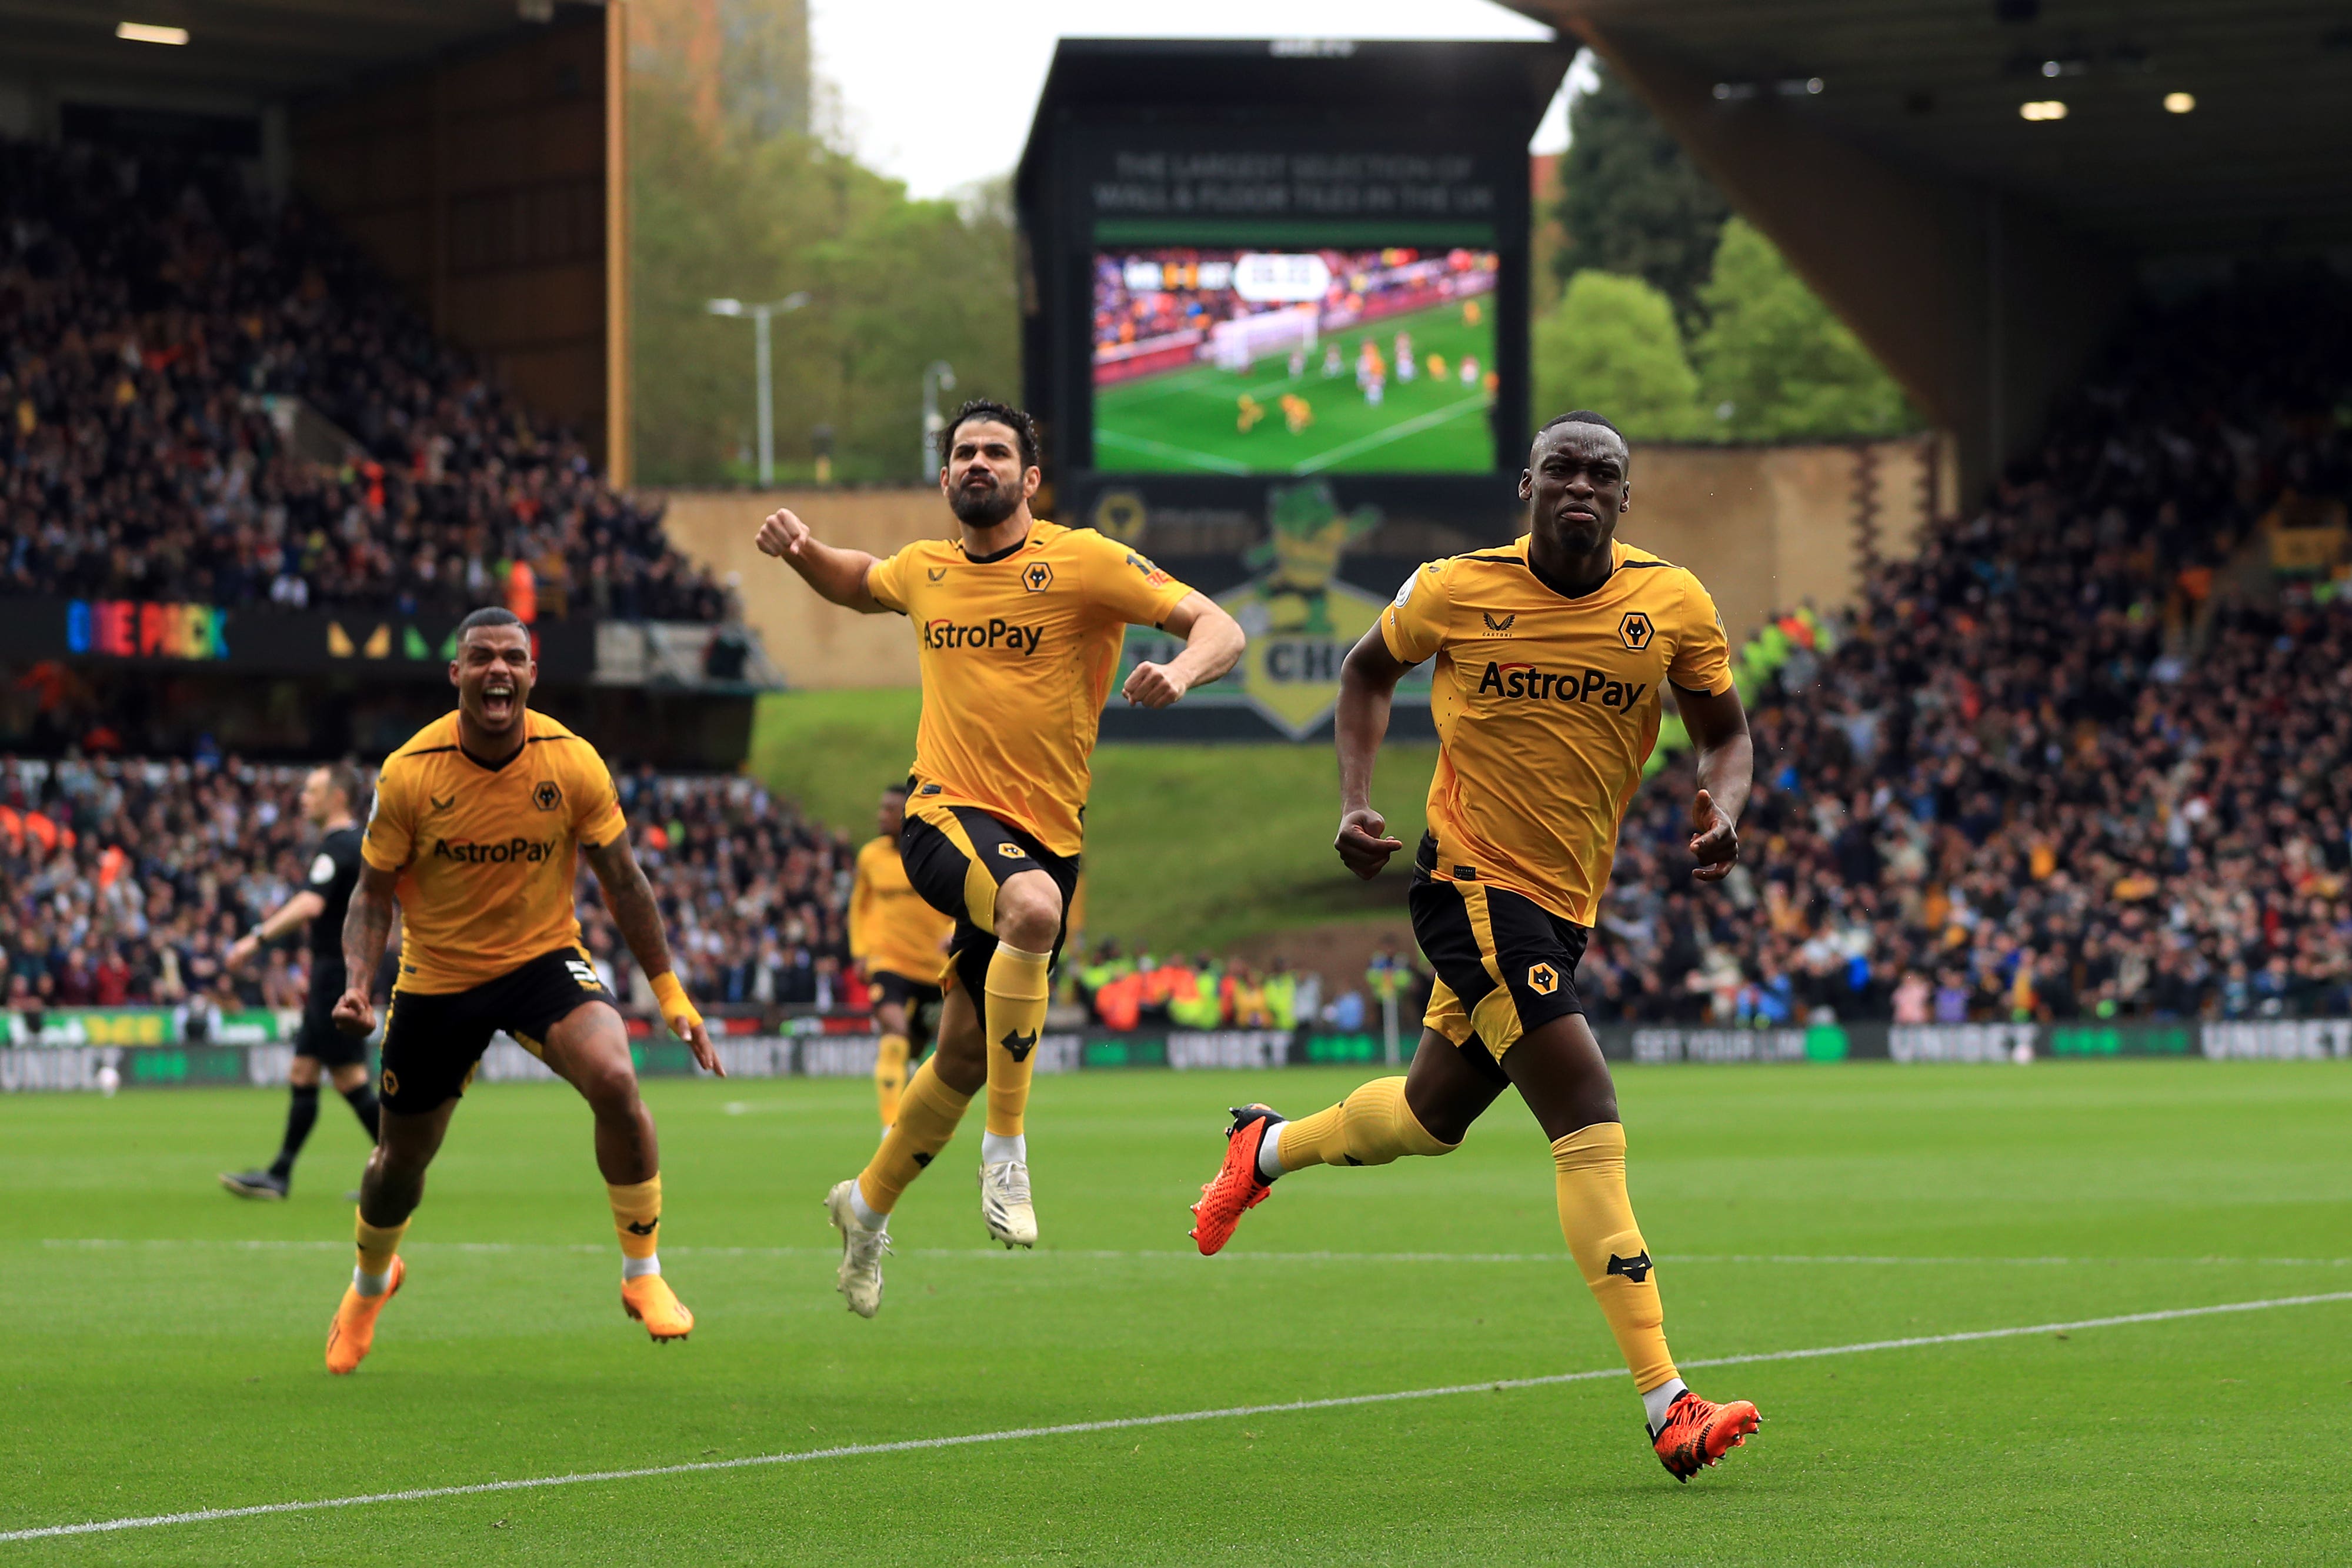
xmin=1190 ymin=1105 xmax=1282 ymax=1256
xmin=324 ymin=1255 xmax=405 ymax=1375
xmin=621 ymin=1273 xmax=694 ymax=1342
xmin=1650 ymin=1389 xmax=1760 ymax=1481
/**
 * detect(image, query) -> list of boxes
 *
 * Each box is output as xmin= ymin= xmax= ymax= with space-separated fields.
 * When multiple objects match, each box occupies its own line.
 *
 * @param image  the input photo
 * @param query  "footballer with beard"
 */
xmin=755 ymin=399 xmax=1243 ymax=1315
xmin=319 ymin=607 xmax=724 ymax=1373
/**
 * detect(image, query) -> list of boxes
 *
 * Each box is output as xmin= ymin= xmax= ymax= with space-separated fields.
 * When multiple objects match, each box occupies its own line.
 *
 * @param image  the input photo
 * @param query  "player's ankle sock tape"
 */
xmin=1552 ymin=1122 xmax=1677 ymax=1392
xmin=859 ymin=1059 xmax=973 ymax=1213
xmin=1276 ymin=1077 xmax=1454 ymax=1170
xmin=982 ymin=945 xmax=1051 ymax=1138
xmin=341 ymin=1082 xmax=381 ymax=1137
xmin=874 ymin=1033 xmax=910 ymax=1126
xmin=607 ymin=1174 xmax=663 ymax=1261
xmin=273 ymin=1085 xmax=322 ymax=1177
xmin=353 ymin=1213 xmax=409 ymax=1290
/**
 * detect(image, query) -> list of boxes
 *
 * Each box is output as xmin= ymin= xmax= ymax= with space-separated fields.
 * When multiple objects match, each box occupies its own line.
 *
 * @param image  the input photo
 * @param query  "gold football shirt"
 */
xmin=361 ymin=709 xmax=628 ymax=993
xmin=850 ymin=834 xmax=955 ymax=982
xmin=867 ymin=521 xmax=1193 ymax=855
xmin=1380 ymin=536 xmax=1732 ymax=926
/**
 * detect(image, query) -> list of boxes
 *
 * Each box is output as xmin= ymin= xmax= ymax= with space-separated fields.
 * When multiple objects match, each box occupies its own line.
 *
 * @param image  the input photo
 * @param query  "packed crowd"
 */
xmin=0 ymin=138 xmax=723 ymax=621
xmin=1581 ymin=271 xmax=2352 ymax=1026
xmin=0 ymin=756 xmax=859 ymax=1025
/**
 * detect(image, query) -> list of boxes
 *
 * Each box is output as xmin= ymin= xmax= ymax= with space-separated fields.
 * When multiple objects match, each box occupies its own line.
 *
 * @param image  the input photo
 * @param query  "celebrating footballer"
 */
xmin=757 ymin=398 xmax=1245 ymax=1314
xmin=1189 ymin=411 xmax=1764 ymax=1482
xmin=321 ymin=608 xmax=723 ymax=1373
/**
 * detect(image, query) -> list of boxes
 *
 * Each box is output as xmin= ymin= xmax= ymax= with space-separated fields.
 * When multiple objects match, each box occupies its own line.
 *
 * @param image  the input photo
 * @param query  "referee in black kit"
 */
xmin=219 ymin=763 xmax=381 ymax=1200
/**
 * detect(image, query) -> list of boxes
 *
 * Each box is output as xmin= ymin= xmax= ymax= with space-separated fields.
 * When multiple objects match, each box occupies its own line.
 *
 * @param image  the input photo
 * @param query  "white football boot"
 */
xmin=824 ymin=1178 xmax=891 ymax=1317
xmin=979 ymin=1159 xmax=1038 ymax=1249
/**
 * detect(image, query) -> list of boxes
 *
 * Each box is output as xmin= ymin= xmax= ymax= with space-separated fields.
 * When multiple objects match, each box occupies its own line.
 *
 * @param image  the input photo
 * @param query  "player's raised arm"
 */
xmin=754 ymin=506 xmax=889 ymax=613
xmin=333 ymin=862 xmax=399 ymax=1036
xmin=1673 ymin=682 xmax=1752 ymax=883
xmin=1120 ymin=591 xmax=1245 ymax=708
xmin=581 ymin=833 xmax=723 ymax=1076
xmin=1333 ymin=623 xmax=1415 ymax=879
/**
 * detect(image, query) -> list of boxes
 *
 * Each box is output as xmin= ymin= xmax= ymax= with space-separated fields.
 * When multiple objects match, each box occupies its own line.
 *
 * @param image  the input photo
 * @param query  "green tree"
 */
xmin=1692 ymin=218 xmax=1916 ymax=442
xmin=1533 ymin=271 xmax=1706 ymax=441
xmin=1550 ymin=56 xmax=1729 ymax=338
xmin=628 ymin=71 xmax=1018 ymax=486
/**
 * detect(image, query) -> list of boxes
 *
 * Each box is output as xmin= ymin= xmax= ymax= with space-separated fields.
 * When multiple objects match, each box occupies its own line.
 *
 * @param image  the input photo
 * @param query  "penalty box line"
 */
xmin=4 ymin=1290 xmax=2348 ymax=1545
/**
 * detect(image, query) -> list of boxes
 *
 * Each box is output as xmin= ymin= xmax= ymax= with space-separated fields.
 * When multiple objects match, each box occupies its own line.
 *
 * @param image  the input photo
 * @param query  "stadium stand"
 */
xmin=0 ymin=139 xmax=722 ymax=622
xmin=0 ymin=757 xmax=855 ymax=1021
xmin=1585 ymin=271 xmax=2352 ymax=1026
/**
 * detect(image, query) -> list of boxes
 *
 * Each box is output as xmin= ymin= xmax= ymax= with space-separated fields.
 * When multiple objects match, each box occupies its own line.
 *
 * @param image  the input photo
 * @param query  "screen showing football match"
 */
xmin=1090 ymin=243 xmax=1500 ymax=476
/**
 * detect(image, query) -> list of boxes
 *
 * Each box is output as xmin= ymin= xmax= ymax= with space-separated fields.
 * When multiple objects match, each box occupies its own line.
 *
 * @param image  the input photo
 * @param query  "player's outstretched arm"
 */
xmin=1120 ymin=592 xmax=1245 ymax=708
xmin=226 ymin=887 xmax=326 ymax=971
xmin=582 ymin=834 xmax=724 ymax=1076
xmin=1674 ymin=683 xmax=1753 ymax=883
xmin=753 ymin=506 xmax=887 ymax=613
xmin=1333 ymin=624 xmax=1413 ymax=880
xmin=332 ymin=864 xmax=399 ymax=1035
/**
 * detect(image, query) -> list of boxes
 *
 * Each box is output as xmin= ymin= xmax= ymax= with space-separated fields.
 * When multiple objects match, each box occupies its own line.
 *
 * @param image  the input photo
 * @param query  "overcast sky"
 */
xmin=805 ymin=0 xmax=1587 ymax=201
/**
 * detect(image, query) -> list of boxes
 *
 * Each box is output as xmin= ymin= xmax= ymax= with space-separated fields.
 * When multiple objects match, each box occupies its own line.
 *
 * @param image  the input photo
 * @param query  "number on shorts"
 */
xmin=565 ymin=959 xmax=602 ymax=991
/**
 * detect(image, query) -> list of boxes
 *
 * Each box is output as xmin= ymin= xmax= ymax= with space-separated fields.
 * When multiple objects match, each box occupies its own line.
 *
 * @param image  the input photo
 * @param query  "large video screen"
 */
xmin=1090 ymin=243 xmax=1500 ymax=476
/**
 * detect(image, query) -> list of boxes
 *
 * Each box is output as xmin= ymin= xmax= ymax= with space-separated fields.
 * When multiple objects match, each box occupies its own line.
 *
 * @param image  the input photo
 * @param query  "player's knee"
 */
xmin=995 ymin=876 xmax=1062 ymax=952
xmin=579 ymin=1062 xmax=642 ymax=1119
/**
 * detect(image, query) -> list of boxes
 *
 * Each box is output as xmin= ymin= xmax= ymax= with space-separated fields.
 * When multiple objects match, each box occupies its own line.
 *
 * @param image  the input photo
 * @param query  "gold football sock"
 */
xmin=874 ymin=1033 xmax=911 ymax=1127
xmin=858 ymin=1057 xmax=974 ymax=1215
xmin=983 ymin=944 xmax=1052 ymax=1137
xmin=353 ymin=1213 xmax=409 ymax=1296
xmin=1273 ymin=1076 xmax=1456 ymax=1170
xmin=608 ymin=1175 xmax=662 ymax=1273
xmin=1553 ymin=1122 xmax=1677 ymax=1392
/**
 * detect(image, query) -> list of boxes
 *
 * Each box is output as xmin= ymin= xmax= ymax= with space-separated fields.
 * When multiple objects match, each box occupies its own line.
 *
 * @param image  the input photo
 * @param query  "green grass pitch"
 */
xmin=6 ymin=1060 xmax=2350 ymax=1563
xmin=1093 ymin=298 xmax=1497 ymax=476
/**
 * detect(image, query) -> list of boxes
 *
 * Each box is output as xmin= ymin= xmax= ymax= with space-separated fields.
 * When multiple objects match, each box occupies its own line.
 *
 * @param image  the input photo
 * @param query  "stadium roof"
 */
xmin=1511 ymin=0 xmax=2352 ymax=252
xmin=0 ymin=0 xmax=589 ymax=101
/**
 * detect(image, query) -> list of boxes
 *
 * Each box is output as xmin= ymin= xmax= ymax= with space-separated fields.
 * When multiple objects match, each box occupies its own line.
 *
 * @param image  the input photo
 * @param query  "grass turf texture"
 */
xmin=1093 ymin=298 xmax=1497 ymax=476
xmin=7 ymin=1060 xmax=2351 ymax=1564
xmin=746 ymin=689 xmax=1442 ymax=950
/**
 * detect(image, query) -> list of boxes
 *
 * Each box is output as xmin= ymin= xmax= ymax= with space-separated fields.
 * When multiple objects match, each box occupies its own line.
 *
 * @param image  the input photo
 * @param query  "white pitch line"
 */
xmin=5 ymin=1290 xmax=2348 ymax=1546
xmin=34 ymin=1238 xmax=2352 ymax=1269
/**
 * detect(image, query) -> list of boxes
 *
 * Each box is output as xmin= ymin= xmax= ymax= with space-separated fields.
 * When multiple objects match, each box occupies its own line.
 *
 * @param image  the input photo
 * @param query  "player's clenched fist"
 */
xmin=755 ymin=508 xmax=811 ymax=559
xmin=331 ymin=984 xmax=375 ymax=1037
xmin=1335 ymin=806 xmax=1406 ymax=881
xmin=1121 ymin=660 xmax=1190 ymax=708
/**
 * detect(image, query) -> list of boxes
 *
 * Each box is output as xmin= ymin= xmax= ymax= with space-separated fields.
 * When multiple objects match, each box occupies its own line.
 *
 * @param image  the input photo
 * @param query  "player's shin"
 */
xmin=608 ymin=1173 xmax=662 ymax=1277
xmin=1551 ymin=1122 xmax=1678 ymax=1397
xmin=856 ymin=1056 xmax=973 ymax=1216
xmin=982 ymin=945 xmax=1051 ymax=1150
xmin=353 ymin=1212 xmax=409 ymax=1296
xmin=1270 ymin=1076 xmax=1456 ymax=1170
xmin=874 ymin=1033 xmax=910 ymax=1127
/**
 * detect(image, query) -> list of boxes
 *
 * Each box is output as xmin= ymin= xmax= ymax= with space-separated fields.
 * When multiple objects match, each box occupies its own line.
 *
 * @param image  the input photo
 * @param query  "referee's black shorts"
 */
xmin=294 ymin=957 xmax=369 ymax=1070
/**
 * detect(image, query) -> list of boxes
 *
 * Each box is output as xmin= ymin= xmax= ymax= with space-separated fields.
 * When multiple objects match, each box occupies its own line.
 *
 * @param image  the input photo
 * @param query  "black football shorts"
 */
xmin=900 ymin=796 xmax=1080 ymax=1000
xmin=376 ymin=946 xmax=615 ymax=1115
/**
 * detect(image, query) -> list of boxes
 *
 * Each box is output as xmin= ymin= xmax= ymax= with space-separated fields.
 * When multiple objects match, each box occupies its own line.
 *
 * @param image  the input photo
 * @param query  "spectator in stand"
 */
xmin=0 ymin=138 xmax=723 ymax=623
